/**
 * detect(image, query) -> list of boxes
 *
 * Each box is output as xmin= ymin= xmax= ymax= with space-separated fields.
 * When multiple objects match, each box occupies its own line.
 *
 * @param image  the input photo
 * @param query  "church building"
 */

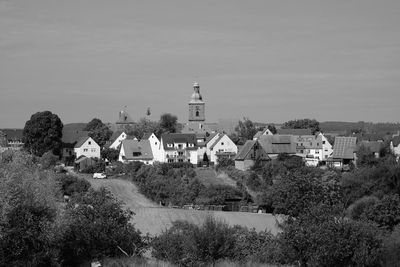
xmin=188 ymin=82 xmax=205 ymax=122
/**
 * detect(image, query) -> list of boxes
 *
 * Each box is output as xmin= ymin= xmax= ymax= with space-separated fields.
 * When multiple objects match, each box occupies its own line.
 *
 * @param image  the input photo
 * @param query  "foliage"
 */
xmin=216 ymin=157 xmax=235 ymax=170
xmin=57 ymin=174 xmax=91 ymax=197
xmin=234 ymin=117 xmax=258 ymax=145
xmin=40 ymin=151 xmax=59 ymax=170
xmin=381 ymin=225 xmax=400 ymax=266
xmin=282 ymin=118 xmax=320 ymax=134
xmin=357 ymin=144 xmax=379 ymax=167
xmin=267 ymin=124 xmax=277 ymax=134
xmin=127 ymin=117 xmax=160 ymax=139
xmin=159 ymin=113 xmax=178 ymax=134
xmin=58 ymin=188 xmax=144 ymax=266
xmin=269 ymin=170 xmax=342 ymax=217
xmin=152 ymin=217 xmax=237 ymax=266
xmin=101 ymin=147 xmax=120 ymax=162
xmin=0 ymin=151 xmax=59 ymax=266
xmin=360 ymin=194 xmax=400 ymax=231
xmin=84 ymin=118 xmax=113 ymax=147
xmin=23 ymin=110 xmax=63 ymax=156
xmin=81 ymin=158 xmax=106 ymax=173
xmin=278 ymin=204 xmax=383 ymax=267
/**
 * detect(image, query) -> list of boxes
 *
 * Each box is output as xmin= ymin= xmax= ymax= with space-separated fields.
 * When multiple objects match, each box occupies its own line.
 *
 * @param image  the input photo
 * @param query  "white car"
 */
xmin=93 ymin=172 xmax=107 ymax=179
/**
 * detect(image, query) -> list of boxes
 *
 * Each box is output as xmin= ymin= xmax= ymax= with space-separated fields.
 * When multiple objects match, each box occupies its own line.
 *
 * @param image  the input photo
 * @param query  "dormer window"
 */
xmin=167 ymin=143 xmax=173 ymax=147
xmin=133 ymin=152 xmax=142 ymax=157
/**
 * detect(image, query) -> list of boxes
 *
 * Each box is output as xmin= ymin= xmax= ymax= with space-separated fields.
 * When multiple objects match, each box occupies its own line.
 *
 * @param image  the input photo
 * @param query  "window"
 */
xmin=168 ymin=159 xmax=174 ymax=163
xmin=84 ymin=148 xmax=88 ymax=152
xmin=132 ymin=152 xmax=142 ymax=156
xmin=167 ymin=143 xmax=173 ymax=147
xmin=88 ymin=141 xmax=91 ymax=145
xmin=196 ymin=111 xmax=199 ymax=117
xmin=178 ymin=152 xmax=183 ymax=156
xmin=221 ymin=142 xmax=224 ymax=145
xmin=178 ymin=144 xmax=183 ymax=149
xmin=317 ymin=143 xmax=319 ymax=146
xmin=91 ymin=148 xmax=96 ymax=152
xmin=323 ymin=141 xmax=326 ymax=144
xmin=155 ymin=142 xmax=157 ymax=145
xmin=315 ymin=151 xmax=319 ymax=154
xmin=178 ymin=159 xmax=183 ymax=162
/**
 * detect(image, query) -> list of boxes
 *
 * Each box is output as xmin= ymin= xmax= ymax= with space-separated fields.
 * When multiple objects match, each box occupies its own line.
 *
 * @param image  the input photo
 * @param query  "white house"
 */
xmin=143 ymin=133 xmax=163 ymax=162
xmin=74 ymin=137 xmax=100 ymax=159
xmin=160 ymin=133 xmax=198 ymax=164
xmin=390 ymin=136 xmax=400 ymax=160
xmin=107 ymin=131 xmax=135 ymax=150
xmin=119 ymin=139 xmax=154 ymax=165
xmin=320 ymin=133 xmax=334 ymax=161
xmin=206 ymin=133 xmax=237 ymax=163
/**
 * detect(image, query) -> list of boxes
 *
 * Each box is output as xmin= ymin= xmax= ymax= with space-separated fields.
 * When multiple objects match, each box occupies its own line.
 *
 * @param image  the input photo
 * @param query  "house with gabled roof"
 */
xmin=61 ymin=124 xmax=89 ymax=162
xmin=142 ymin=133 xmax=162 ymax=162
xmin=328 ymin=136 xmax=357 ymax=169
xmin=390 ymin=136 xmax=400 ymax=160
xmin=160 ymin=133 xmax=198 ymax=164
xmin=205 ymin=133 xmax=237 ymax=164
xmin=119 ymin=139 xmax=154 ymax=164
xmin=74 ymin=136 xmax=100 ymax=159
xmin=253 ymin=128 xmax=274 ymax=140
xmin=105 ymin=131 xmax=136 ymax=150
xmin=234 ymin=135 xmax=296 ymax=171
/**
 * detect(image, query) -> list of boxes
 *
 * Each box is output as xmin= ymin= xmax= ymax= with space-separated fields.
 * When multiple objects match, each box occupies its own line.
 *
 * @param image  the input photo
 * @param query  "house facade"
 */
xmin=390 ymin=136 xmax=400 ymax=160
xmin=74 ymin=137 xmax=101 ymax=159
xmin=0 ymin=129 xmax=24 ymax=152
xmin=119 ymin=139 xmax=154 ymax=164
xmin=160 ymin=133 xmax=198 ymax=164
xmin=206 ymin=133 xmax=237 ymax=164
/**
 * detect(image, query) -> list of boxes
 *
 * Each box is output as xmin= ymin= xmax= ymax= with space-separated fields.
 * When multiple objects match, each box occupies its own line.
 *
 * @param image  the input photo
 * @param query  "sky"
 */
xmin=1 ymin=0 xmax=400 ymax=128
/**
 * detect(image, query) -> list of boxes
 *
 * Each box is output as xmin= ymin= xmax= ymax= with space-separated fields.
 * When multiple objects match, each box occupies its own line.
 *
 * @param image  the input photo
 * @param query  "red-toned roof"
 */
xmin=332 ymin=137 xmax=357 ymax=159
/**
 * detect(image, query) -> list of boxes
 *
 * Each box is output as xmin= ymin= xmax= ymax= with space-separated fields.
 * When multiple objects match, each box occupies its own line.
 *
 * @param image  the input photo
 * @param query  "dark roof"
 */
xmin=359 ymin=140 xmax=383 ymax=153
xmin=74 ymin=136 xmax=92 ymax=148
xmin=392 ymin=136 xmax=400 ymax=147
xmin=121 ymin=139 xmax=153 ymax=160
xmin=352 ymin=133 xmax=385 ymax=142
xmin=62 ymin=123 xmax=89 ymax=144
xmin=253 ymin=131 xmax=264 ymax=140
xmin=205 ymin=133 xmax=219 ymax=145
xmin=209 ymin=134 xmax=225 ymax=150
xmin=161 ymin=133 xmax=198 ymax=150
xmin=235 ymin=140 xmax=256 ymax=160
xmin=295 ymin=135 xmax=322 ymax=149
xmin=332 ymin=136 xmax=357 ymax=159
xmin=258 ymin=135 xmax=296 ymax=154
xmin=277 ymin=128 xmax=312 ymax=135
xmin=0 ymin=129 xmax=23 ymax=141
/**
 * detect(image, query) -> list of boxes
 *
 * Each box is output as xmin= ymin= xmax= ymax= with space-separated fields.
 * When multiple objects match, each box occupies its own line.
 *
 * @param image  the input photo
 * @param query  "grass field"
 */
xmin=195 ymin=168 xmax=237 ymax=187
xmin=84 ymin=174 xmax=280 ymax=236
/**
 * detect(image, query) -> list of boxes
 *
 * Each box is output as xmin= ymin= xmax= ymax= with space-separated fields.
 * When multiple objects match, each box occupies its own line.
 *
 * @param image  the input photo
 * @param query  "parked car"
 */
xmin=93 ymin=172 xmax=107 ymax=179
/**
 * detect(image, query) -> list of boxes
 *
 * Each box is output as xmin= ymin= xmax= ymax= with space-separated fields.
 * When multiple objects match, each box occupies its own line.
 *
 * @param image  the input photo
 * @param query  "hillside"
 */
xmin=86 ymin=175 xmax=280 ymax=236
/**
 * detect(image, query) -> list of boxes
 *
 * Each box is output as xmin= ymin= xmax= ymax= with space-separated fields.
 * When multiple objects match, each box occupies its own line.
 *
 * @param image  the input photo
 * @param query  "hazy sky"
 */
xmin=1 ymin=0 xmax=400 ymax=128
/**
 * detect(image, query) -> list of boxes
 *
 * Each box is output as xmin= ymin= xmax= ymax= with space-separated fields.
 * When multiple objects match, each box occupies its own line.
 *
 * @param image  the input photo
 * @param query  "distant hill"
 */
xmin=320 ymin=121 xmax=400 ymax=135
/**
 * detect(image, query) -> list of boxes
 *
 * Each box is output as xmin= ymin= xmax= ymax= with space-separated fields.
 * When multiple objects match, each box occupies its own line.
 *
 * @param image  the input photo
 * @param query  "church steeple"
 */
xmin=188 ymin=82 xmax=205 ymax=122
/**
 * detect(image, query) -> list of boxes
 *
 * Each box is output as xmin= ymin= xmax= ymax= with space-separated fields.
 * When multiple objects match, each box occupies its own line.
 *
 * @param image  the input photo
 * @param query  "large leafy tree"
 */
xmin=23 ymin=111 xmax=63 ymax=156
xmin=282 ymin=118 xmax=320 ymax=134
xmin=84 ymin=118 xmax=112 ymax=147
xmin=235 ymin=117 xmax=258 ymax=144
xmin=159 ymin=113 xmax=178 ymax=134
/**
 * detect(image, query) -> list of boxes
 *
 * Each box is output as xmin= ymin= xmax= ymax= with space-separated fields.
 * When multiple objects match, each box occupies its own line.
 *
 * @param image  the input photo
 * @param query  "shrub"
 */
xmin=58 ymin=188 xmax=144 ymax=266
xmin=57 ymin=174 xmax=91 ymax=197
xmin=40 ymin=151 xmax=59 ymax=170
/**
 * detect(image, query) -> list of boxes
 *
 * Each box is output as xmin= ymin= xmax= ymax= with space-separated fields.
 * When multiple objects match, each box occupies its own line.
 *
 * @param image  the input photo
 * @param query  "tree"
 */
xmin=159 ymin=113 xmax=178 ymax=134
xmin=128 ymin=117 xmax=160 ymax=139
xmin=267 ymin=124 xmax=277 ymax=134
xmin=278 ymin=204 xmax=383 ymax=267
xmin=58 ymin=188 xmax=144 ymax=266
xmin=84 ymin=118 xmax=112 ymax=147
xmin=282 ymin=118 xmax=320 ymax=134
xmin=235 ymin=117 xmax=257 ymax=144
xmin=39 ymin=151 xmax=59 ymax=170
xmin=101 ymin=147 xmax=120 ymax=162
xmin=23 ymin=111 xmax=63 ymax=156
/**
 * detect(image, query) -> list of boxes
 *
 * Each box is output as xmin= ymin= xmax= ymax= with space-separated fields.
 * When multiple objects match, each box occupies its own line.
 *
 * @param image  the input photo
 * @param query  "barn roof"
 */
xmin=332 ymin=136 xmax=357 ymax=159
xmin=235 ymin=140 xmax=256 ymax=160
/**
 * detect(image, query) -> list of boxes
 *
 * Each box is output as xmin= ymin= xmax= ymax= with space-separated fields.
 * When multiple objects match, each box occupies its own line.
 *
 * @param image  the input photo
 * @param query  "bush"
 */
xmin=58 ymin=188 xmax=145 ymax=266
xmin=40 ymin=151 xmax=59 ymax=170
xmin=57 ymin=174 xmax=91 ymax=197
xmin=152 ymin=217 xmax=236 ymax=266
xmin=216 ymin=157 xmax=235 ymax=170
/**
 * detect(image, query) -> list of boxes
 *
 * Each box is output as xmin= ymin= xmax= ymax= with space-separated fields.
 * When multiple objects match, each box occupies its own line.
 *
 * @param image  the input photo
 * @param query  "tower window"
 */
xmin=196 ymin=111 xmax=199 ymax=117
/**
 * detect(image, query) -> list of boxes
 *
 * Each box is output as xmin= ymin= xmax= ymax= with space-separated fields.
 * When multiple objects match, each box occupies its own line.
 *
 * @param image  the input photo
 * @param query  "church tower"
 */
xmin=188 ymin=82 xmax=205 ymax=122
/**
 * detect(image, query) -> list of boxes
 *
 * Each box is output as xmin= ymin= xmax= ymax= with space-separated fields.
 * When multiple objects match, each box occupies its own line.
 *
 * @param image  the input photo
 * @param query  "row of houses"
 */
xmin=60 ymin=126 xmax=238 ymax=167
xmin=0 ymin=129 xmax=24 ymax=153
